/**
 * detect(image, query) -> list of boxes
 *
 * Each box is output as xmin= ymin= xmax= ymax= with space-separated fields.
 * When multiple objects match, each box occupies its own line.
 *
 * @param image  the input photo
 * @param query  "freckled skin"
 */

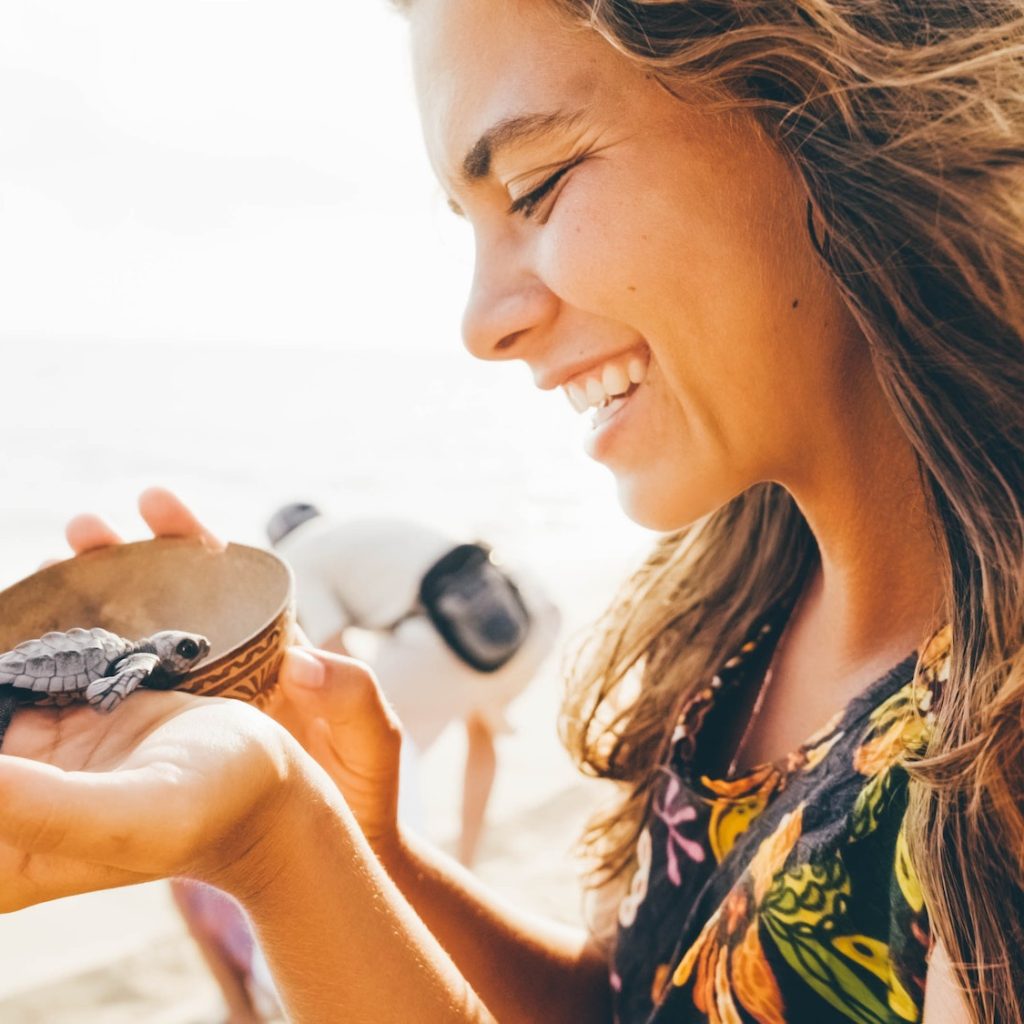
xmin=411 ymin=0 xmax=872 ymax=531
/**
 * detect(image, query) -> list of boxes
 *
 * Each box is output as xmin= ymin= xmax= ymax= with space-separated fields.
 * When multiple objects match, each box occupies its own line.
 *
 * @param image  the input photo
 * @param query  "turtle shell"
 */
xmin=0 ymin=627 xmax=134 ymax=696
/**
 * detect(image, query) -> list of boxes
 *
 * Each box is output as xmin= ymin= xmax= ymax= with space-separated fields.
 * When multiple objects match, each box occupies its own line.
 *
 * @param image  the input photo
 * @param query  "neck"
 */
xmin=782 ymin=380 xmax=947 ymax=677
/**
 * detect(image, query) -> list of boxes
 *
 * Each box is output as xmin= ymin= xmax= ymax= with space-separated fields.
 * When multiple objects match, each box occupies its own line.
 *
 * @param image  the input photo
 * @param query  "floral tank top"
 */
xmin=611 ymin=614 xmax=952 ymax=1024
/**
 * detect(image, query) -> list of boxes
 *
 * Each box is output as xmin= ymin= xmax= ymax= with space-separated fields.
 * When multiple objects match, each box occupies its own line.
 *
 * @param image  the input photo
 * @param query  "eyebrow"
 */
xmin=461 ymin=110 xmax=585 ymax=182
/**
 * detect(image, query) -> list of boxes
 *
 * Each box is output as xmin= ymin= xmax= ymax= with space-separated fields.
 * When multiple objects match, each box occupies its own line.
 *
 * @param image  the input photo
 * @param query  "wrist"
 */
xmin=204 ymin=739 xmax=344 ymax=903
xmin=372 ymin=821 xmax=417 ymax=879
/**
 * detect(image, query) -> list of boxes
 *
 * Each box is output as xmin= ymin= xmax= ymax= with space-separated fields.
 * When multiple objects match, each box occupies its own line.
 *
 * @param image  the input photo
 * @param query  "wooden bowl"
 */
xmin=0 ymin=538 xmax=294 ymax=707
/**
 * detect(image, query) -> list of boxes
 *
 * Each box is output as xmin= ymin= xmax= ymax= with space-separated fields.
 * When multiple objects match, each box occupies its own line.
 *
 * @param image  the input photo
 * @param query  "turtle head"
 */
xmin=148 ymin=631 xmax=211 ymax=677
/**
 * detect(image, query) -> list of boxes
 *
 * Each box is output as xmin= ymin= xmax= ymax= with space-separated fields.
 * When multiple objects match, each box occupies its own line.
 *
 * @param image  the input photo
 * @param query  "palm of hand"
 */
xmin=0 ymin=486 xmax=402 ymax=913
xmin=0 ymin=689 xmax=293 ymax=912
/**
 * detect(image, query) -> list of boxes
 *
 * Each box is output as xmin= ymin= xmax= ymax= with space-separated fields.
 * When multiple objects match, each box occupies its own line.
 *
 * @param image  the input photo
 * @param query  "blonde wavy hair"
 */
xmin=543 ymin=2 xmax=1024 ymax=1021
xmin=394 ymin=0 xmax=1024 ymax=1016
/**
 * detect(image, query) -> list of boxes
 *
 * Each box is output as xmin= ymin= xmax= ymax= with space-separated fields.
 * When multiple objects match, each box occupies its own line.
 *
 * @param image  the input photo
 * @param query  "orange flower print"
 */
xmin=731 ymin=920 xmax=788 ymax=1024
xmin=669 ymin=807 xmax=803 ymax=1023
xmin=703 ymin=765 xmax=778 ymax=863
xmin=854 ymin=624 xmax=948 ymax=777
xmin=853 ymin=685 xmax=932 ymax=778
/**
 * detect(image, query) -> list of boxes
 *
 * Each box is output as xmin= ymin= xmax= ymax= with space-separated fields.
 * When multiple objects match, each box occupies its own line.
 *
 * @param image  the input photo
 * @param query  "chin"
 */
xmin=615 ymin=476 xmax=712 ymax=534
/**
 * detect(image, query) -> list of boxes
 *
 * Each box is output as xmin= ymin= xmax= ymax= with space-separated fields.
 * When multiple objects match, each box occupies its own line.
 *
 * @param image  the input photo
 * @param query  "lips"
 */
xmin=590 ymin=385 xmax=638 ymax=427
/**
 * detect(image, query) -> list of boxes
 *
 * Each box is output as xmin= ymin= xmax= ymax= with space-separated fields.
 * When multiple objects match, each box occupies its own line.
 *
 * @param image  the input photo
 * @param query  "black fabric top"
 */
xmin=611 ymin=614 xmax=951 ymax=1024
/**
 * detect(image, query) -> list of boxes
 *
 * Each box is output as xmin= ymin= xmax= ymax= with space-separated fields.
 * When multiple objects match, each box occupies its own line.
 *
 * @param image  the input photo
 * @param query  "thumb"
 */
xmin=278 ymin=647 xmax=403 ymax=764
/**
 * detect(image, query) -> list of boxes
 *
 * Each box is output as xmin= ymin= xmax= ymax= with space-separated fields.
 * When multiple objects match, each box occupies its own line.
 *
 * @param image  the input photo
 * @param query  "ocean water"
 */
xmin=0 ymin=336 xmax=650 ymax=605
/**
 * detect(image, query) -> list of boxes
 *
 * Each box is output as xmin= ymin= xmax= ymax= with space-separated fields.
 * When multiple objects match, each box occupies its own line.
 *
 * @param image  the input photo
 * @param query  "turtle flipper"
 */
xmin=0 ymin=688 xmax=16 ymax=751
xmin=85 ymin=653 xmax=161 ymax=713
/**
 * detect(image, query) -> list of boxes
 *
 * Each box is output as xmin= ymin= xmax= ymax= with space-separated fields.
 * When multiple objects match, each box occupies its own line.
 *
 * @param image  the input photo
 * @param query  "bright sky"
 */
xmin=0 ymin=1 xmax=471 ymax=350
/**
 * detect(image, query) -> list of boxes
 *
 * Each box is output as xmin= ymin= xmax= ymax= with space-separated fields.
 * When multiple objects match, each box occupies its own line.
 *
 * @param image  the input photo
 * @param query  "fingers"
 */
xmin=65 ymin=514 xmax=125 ymax=556
xmin=282 ymin=647 xmax=327 ymax=690
xmin=138 ymin=488 xmax=224 ymax=551
xmin=0 ymin=838 xmax=153 ymax=913
xmin=280 ymin=648 xmax=397 ymax=727
xmin=0 ymin=754 xmax=196 ymax=872
xmin=64 ymin=490 xmax=223 ymax=559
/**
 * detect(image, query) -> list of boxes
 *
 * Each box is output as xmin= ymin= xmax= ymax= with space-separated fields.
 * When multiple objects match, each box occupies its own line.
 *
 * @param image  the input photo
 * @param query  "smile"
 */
xmin=563 ymin=347 xmax=650 ymax=417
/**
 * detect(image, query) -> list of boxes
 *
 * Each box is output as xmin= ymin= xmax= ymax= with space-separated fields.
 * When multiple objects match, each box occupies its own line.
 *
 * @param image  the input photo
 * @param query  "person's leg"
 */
xmin=170 ymin=878 xmax=265 ymax=1024
xmin=397 ymin=732 xmax=427 ymax=834
xmin=458 ymin=711 xmax=497 ymax=867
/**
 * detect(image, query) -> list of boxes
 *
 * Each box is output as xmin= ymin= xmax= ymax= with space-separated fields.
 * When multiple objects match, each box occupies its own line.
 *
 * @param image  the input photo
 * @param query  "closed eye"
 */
xmin=507 ymin=156 xmax=585 ymax=220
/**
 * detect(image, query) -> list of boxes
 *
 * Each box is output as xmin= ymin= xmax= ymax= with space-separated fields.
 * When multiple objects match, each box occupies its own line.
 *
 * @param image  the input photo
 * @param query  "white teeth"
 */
xmin=565 ymin=382 xmax=589 ymax=413
xmin=585 ymin=377 xmax=606 ymax=407
xmin=562 ymin=349 xmax=649 ymax=415
xmin=602 ymin=362 xmax=629 ymax=397
xmin=591 ymin=393 xmax=628 ymax=428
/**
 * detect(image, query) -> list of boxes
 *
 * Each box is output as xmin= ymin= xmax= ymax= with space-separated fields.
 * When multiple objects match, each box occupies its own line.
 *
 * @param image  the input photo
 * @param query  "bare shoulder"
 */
xmin=922 ymin=939 xmax=973 ymax=1024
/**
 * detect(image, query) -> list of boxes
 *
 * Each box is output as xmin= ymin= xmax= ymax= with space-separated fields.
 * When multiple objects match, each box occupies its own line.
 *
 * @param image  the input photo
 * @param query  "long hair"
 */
xmin=552 ymin=2 xmax=1024 ymax=1020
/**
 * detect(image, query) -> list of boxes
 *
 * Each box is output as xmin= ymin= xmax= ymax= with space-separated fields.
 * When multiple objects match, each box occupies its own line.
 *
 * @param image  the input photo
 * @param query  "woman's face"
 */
xmin=410 ymin=0 xmax=869 ymax=530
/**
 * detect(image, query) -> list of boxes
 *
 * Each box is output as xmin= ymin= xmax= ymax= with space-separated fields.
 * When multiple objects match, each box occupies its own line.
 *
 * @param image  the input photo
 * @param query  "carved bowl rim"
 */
xmin=0 ymin=537 xmax=295 ymax=706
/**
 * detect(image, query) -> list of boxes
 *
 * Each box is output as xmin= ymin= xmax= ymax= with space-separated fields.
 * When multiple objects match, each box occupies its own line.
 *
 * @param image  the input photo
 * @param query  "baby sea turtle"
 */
xmin=0 ymin=627 xmax=210 ymax=748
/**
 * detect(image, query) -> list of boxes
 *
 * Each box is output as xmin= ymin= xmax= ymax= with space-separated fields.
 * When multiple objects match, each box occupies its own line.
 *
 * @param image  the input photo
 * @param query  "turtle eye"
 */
xmin=176 ymin=639 xmax=200 ymax=659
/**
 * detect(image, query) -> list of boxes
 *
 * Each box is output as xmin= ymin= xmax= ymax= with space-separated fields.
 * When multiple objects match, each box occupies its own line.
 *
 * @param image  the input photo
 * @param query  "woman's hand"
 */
xmin=0 ymin=687 xmax=298 ymax=912
xmin=65 ymin=488 xmax=406 ymax=854
xmin=270 ymin=647 xmax=404 ymax=853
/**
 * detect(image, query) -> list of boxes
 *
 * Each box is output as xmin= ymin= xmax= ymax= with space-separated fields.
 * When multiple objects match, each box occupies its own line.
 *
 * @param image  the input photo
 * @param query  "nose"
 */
xmin=461 ymin=244 xmax=558 ymax=361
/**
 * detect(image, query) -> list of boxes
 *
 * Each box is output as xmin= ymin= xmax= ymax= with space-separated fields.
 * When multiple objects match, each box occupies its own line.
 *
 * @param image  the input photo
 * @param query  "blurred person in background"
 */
xmin=169 ymin=879 xmax=280 ymax=1024
xmin=265 ymin=501 xmax=562 ymax=864
xmin=172 ymin=500 xmax=562 ymax=1021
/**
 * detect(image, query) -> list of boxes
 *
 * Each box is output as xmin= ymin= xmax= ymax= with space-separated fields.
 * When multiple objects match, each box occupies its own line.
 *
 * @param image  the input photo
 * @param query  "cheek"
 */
xmin=535 ymin=177 xmax=662 ymax=321
xmin=538 ymin=186 xmax=744 ymax=432
xmin=536 ymin=143 xmax=856 ymax=518
xmin=535 ymin=163 xmax=745 ymax=362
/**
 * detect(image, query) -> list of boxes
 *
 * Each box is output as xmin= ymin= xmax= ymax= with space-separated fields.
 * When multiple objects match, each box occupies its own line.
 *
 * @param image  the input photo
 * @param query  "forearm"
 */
xmin=380 ymin=827 xmax=613 ymax=1024
xmin=224 ymin=775 xmax=495 ymax=1024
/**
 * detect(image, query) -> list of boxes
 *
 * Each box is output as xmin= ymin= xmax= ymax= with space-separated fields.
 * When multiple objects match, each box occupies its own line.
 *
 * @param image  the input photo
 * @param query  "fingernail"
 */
xmin=283 ymin=647 xmax=324 ymax=689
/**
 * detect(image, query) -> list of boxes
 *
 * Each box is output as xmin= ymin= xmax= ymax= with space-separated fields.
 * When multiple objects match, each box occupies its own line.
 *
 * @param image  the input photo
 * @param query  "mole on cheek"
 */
xmin=791 ymin=298 xmax=800 ymax=309
xmin=627 ymin=285 xmax=637 ymax=293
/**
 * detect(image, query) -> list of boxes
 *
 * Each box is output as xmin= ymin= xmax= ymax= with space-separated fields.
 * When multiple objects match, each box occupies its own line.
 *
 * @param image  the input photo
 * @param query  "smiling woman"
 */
xmin=413 ymin=0 xmax=863 ymax=535
xmin=405 ymin=0 xmax=1024 ymax=1019
xmin=0 ymin=1 xmax=1021 ymax=1023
